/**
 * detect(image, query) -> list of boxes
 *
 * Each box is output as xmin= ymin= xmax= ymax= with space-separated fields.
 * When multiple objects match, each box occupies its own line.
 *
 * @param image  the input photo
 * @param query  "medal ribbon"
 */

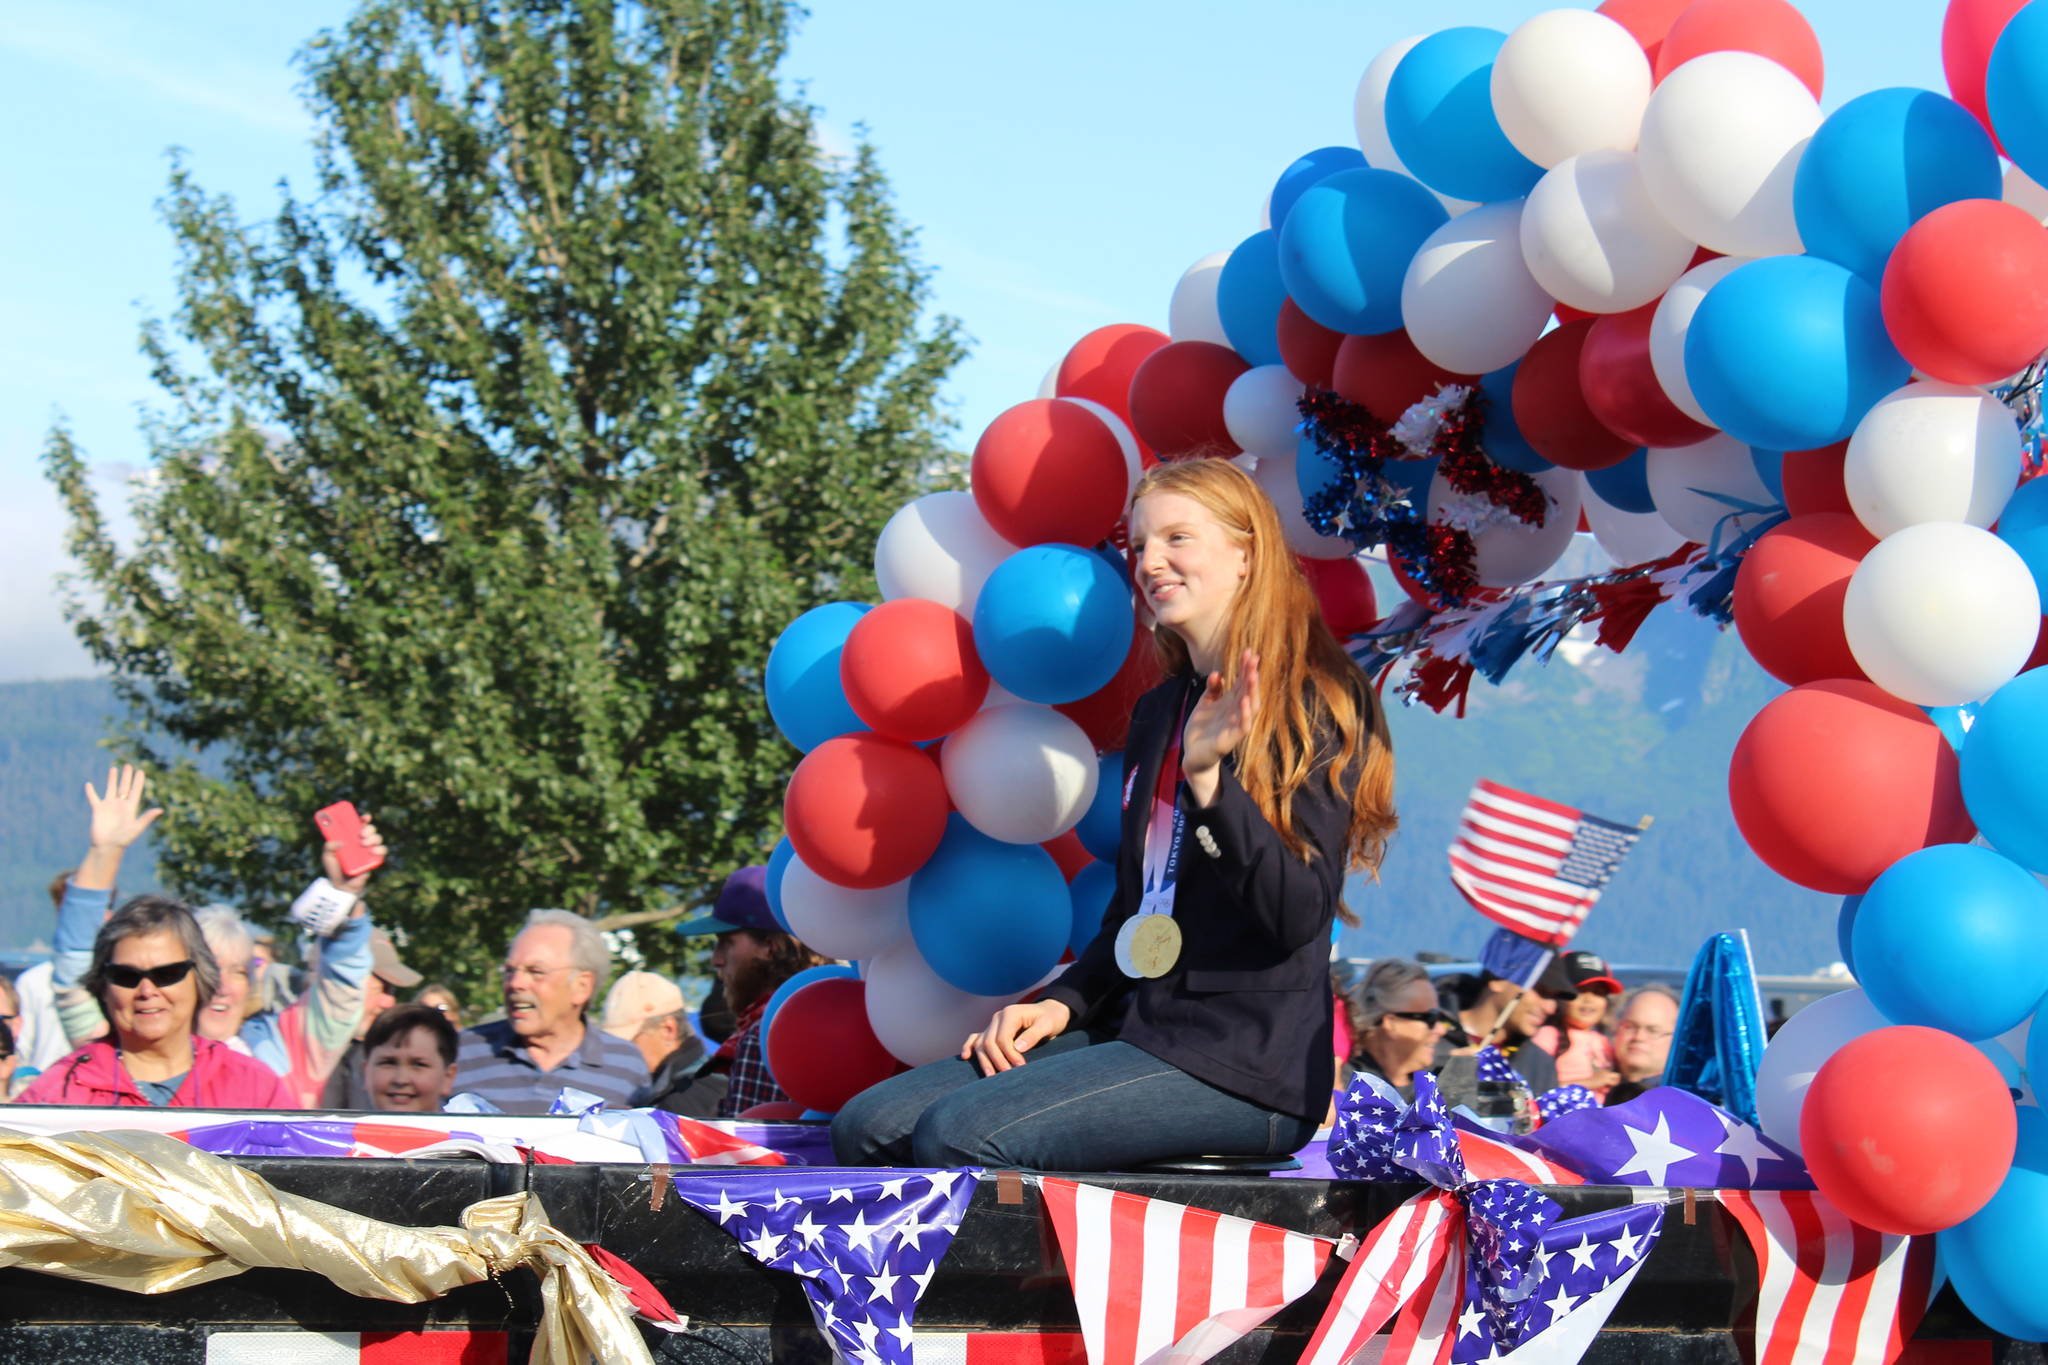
xmin=1138 ymin=692 xmax=1194 ymax=920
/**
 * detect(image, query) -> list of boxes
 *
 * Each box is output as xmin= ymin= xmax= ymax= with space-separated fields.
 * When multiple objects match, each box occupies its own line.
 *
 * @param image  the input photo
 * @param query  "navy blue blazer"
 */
xmin=1038 ymin=673 xmax=1360 ymax=1121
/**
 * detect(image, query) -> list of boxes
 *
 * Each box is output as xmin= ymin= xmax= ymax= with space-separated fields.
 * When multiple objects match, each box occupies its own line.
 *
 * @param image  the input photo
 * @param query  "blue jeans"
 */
xmin=829 ymin=1031 xmax=1322 ymax=1170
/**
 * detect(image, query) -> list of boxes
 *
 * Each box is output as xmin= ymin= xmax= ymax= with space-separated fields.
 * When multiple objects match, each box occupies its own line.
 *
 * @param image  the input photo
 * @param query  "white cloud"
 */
xmin=0 ymin=479 xmax=99 ymax=682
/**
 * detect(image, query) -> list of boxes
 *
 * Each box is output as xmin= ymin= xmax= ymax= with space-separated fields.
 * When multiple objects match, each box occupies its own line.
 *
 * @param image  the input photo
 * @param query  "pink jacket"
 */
xmin=18 ymin=1038 xmax=295 ymax=1109
xmin=1533 ymin=1023 xmax=1618 ymax=1099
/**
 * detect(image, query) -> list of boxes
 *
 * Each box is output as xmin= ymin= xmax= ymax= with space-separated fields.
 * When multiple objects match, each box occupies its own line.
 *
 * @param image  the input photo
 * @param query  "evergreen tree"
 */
xmin=44 ymin=0 xmax=965 ymax=987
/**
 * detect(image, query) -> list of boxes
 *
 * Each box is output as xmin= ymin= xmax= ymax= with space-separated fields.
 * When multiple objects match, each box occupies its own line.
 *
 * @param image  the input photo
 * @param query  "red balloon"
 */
xmin=1331 ymin=331 xmax=1476 ymax=425
xmin=1882 ymin=199 xmax=2048 ymax=385
xmin=1780 ymin=441 xmax=1852 ymax=517
xmin=1598 ymin=0 xmax=1693 ymax=67
xmin=1055 ymin=624 xmax=1164 ymax=751
xmin=1040 ymin=829 xmax=1091 ymax=882
xmin=1802 ymin=1026 xmax=2017 ymax=1234
xmin=765 ymin=979 xmax=903 ymax=1114
xmin=1728 ymin=679 xmax=1976 ymax=894
xmin=1511 ymin=321 xmax=1639 ymax=471
xmin=1579 ymin=304 xmax=1718 ymax=449
xmin=737 ymin=1100 xmax=808 ymax=1120
xmin=1055 ymin=324 xmax=1169 ymax=427
xmin=972 ymin=399 xmax=1130 ymax=548
xmin=784 ymin=734 xmax=949 ymax=889
xmin=1654 ymin=0 xmax=1825 ymax=99
xmin=2026 ymin=616 xmax=2048 ymax=672
xmin=1943 ymin=0 xmax=2029 ymax=149
xmin=1277 ymin=299 xmax=1346 ymax=390
xmin=840 ymin=599 xmax=989 ymax=743
xmin=1732 ymin=514 xmax=1875 ymax=686
xmin=1126 ymin=342 xmax=1250 ymax=457
xmin=1299 ymin=554 xmax=1379 ymax=637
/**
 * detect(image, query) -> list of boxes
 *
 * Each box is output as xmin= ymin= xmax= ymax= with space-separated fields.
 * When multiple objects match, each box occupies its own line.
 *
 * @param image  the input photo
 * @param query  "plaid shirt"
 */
xmin=713 ymin=998 xmax=787 ymax=1118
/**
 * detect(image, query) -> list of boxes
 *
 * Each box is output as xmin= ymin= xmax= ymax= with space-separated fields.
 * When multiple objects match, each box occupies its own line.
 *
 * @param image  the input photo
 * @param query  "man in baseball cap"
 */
xmin=641 ymin=867 xmax=822 ymax=1118
xmin=601 ymin=969 xmax=705 ymax=1101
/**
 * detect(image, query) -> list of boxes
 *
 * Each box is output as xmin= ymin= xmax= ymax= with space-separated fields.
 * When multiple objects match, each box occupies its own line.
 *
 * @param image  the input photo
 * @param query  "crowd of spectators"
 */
xmin=0 ymin=766 xmax=825 ymax=1119
xmin=1340 ymin=948 xmax=1678 ymax=1126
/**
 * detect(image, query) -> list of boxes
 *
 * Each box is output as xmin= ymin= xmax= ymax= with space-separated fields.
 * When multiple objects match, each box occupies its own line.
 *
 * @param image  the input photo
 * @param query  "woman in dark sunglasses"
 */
xmin=17 ymin=895 xmax=292 ymax=1109
xmin=1346 ymin=957 xmax=1451 ymax=1102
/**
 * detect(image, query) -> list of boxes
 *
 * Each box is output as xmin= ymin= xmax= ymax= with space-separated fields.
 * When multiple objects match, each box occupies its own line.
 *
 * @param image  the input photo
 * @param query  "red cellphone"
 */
xmin=313 ymin=801 xmax=385 ymax=880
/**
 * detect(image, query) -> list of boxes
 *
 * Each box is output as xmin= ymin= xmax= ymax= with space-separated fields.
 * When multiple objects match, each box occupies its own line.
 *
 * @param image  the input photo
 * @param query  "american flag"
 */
xmin=1452 ymin=1201 xmax=1665 ymax=1364
xmin=1037 ymin=1177 xmax=1341 ymax=1365
xmin=1448 ymin=779 xmax=1642 ymax=948
xmin=670 ymin=1168 xmax=982 ymax=1365
xmin=1514 ymin=1089 xmax=1810 ymax=1191
xmin=1329 ymin=1074 xmax=1584 ymax=1186
xmin=1720 ymin=1191 xmax=1936 ymax=1365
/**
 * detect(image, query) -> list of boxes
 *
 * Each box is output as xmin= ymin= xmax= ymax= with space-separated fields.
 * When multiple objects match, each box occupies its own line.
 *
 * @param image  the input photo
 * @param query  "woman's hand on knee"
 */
xmin=961 ymin=1000 xmax=1072 ymax=1076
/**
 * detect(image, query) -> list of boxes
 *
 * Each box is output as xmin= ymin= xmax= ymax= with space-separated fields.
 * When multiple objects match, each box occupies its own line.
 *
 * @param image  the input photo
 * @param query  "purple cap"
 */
xmin=673 ymin=866 xmax=778 ymax=936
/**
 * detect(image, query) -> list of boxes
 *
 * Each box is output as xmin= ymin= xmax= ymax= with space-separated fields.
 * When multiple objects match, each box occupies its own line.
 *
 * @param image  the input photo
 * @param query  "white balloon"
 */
xmin=1755 ymin=988 xmax=1890 ymax=1153
xmin=1648 ymin=255 xmax=1751 ymax=426
xmin=1353 ymin=37 xmax=1475 ymax=215
xmin=1401 ymin=199 xmax=1555 ymax=375
xmin=1252 ymin=450 xmax=1355 ymax=559
xmin=1844 ymin=382 xmax=2021 ymax=539
xmin=873 ymin=491 xmax=1019 ymax=616
xmin=1520 ymin=150 xmax=1697 ymax=314
xmin=1491 ymin=9 xmax=1653 ymax=168
xmin=1430 ymin=464 xmax=1583 ymax=586
xmin=862 ymin=941 xmax=1023 ymax=1067
xmin=942 ymin=704 xmax=1099 ymax=844
xmin=780 ymin=855 xmax=910 ymax=961
xmin=1843 ymin=522 xmax=2042 ymax=707
xmin=1637 ymin=52 xmax=1818 ymax=257
xmin=1222 ymin=366 xmax=1307 ymax=460
xmin=979 ymin=678 xmax=1027 ymax=711
xmin=1061 ymin=396 xmax=1145 ymax=497
xmin=1169 ymin=251 xmax=1233 ymax=346
xmin=1036 ymin=363 xmax=1060 ymax=400
xmin=2006 ymin=163 xmax=2048 ymax=226
xmin=1646 ymin=433 xmax=1775 ymax=543
xmin=1583 ymin=477 xmax=1686 ymax=565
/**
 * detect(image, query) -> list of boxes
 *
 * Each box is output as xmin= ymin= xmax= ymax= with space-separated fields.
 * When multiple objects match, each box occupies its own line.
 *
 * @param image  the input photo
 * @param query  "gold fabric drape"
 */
xmin=0 ymin=1126 xmax=656 ymax=1365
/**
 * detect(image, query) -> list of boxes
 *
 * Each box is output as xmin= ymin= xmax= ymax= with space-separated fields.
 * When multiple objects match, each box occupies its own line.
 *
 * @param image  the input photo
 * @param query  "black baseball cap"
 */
xmin=1541 ymin=950 xmax=1623 ymax=996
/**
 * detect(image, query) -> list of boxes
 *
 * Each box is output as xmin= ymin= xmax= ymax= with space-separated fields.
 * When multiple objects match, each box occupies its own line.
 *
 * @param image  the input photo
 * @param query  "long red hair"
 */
xmin=1130 ymin=458 xmax=1398 ymax=910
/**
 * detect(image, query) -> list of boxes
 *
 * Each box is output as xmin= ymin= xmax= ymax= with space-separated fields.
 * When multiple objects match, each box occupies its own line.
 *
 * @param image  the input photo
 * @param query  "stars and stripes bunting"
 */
xmin=1037 ymin=1177 xmax=1342 ymax=1365
xmin=1299 ymin=1191 xmax=1464 ymax=1365
xmin=1448 ymin=779 xmax=1642 ymax=948
xmin=1719 ymin=1191 xmax=1936 ymax=1365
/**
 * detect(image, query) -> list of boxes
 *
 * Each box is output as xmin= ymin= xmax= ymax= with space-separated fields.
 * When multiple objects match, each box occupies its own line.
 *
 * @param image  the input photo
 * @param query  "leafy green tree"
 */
xmin=45 ymin=0 xmax=965 ymax=990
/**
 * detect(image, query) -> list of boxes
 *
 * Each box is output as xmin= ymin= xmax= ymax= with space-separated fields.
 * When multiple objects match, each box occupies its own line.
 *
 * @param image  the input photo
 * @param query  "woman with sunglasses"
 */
xmin=1347 ymin=957 xmax=1451 ymax=1102
xmin=833 ymin=458 xmax=1397 ymax=1169
xmin=18 ymin=766 xmax=291 ymax=1108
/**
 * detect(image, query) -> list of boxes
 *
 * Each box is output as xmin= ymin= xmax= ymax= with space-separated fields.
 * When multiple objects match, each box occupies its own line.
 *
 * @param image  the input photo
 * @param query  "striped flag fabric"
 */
xmin=205 ymin=1329 xmax=506 ymax=1363
xmin=1448 ymin=779 xmax=1643 ymax=948
xmin=1298 ymin=1191 xmax=1464 ymax=1365
xmin=1720 ymin=1191 xmax=1937 ymax=1365
xmin=1037 ymin=1177 xmax=1342 ymax=1365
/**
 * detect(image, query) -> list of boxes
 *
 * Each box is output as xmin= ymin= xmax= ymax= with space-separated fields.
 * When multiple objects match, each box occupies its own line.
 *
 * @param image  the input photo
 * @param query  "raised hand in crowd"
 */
xmin=75 ymin=764 xmax=164 ymax=891
xmin=321 ymin=818 xmax=386 ymax=901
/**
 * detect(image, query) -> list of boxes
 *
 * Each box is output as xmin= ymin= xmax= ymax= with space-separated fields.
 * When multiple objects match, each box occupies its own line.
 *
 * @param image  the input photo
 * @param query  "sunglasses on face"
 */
xmin=1385 ymin=1008 xmax=1450 ymax=1026
xmin=105 ymin=960 xmax=196 ymax=990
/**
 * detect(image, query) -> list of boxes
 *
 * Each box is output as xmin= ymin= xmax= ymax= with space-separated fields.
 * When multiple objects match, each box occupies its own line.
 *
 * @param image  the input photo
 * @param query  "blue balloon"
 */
xmin=1384 ymin=28 xmax=1543 ymax=203
xmin=764 ymin=602 xmax=871 ymax=751
xmin=801 ymin=1108 xmax=835 ymax=1119
xmin=1926 ymin=701 xmax=1981 ymax=752
xmin=1271 ymin=146 xmax=1369 ymax=231
xmin=1939 ymin=1106 xmax=2048 ymax=1341
xmin=1067 ymin=860 xmax=1117 ymax=957
xmin=765 ymin=836 xmax=796 ymax=932
xmin=759 ymin=962 xmax=859 ymax=1056
xmin=1852 ymin=842 xmax=2048 ymax=1039
xmin=909 ymin=815 xmax=1071 ymax=995
xmin=1076 ymin=750 xmax=1124 ymax=862
xmin=1217 ymin=230 xmax=1288 ymax=368
xmin=1961 ymin=668 xmax=2048 ymax=872
xmin=1835 ymin=893 xmax=1861 ymax=975
xmin=1684 ymin=256 xmax=1910 ymax=452
xmin=1793 ymin=87 xmax=2001 ymax=281
xmin=972 ymin=544 xmax=1133 ymax=705
xmin=1998 ymin=474 xmax=2048 ymax=542
xmin=1586 ymin=449 xmax=1657 ymax=514
xmin=1749 ymin=449 xmax=1785 ymax=505
xmin=1476 ymin=363 xmax=1550 ymax=474
xmin=1277 ymin=168 xmax=1447 ymax=335
xmin=1979 ymin=1037 xmax=2027 ymax=1100
xmin=1988 ymin=2 xmax=2048 ymax=190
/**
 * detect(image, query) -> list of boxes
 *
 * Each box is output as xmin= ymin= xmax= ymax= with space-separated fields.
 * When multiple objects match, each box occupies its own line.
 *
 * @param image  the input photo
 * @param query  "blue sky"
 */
xmin=0 ymin=0 xmax=1949 ymax=680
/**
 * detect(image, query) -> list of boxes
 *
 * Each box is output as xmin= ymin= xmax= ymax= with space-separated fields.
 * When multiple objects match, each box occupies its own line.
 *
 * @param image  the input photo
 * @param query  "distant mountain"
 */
xmin=0 ymin=678 xmax=167 ymax=950
xmin=3 ymin=606 xmax=1841 ymax=973
xmin=1339 ymin=598 xmax=1842 ymax=977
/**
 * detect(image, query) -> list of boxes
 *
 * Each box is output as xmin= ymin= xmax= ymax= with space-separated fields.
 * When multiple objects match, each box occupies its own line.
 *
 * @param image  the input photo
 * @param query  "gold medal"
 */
xmin=1116 ymin=913 xmax=1183 ymax=979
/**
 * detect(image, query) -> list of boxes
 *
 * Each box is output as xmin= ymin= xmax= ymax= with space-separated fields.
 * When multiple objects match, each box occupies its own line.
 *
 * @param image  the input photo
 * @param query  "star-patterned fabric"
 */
xmin=1452 ymin=1202 xmax=1665 ymax=1363
xmin=670 ymin=1168 xmax=982 ymax=1365
xmin=1518 ymin=1088 xmax=1811 ymax=1190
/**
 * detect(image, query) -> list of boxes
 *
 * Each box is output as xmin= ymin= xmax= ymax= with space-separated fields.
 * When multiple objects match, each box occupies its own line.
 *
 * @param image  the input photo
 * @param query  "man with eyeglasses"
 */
xmin=450 ymin=908 xmax=646 ymax=1114
xmin=1605 ymin=983 xmax=1680 ymax=1107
